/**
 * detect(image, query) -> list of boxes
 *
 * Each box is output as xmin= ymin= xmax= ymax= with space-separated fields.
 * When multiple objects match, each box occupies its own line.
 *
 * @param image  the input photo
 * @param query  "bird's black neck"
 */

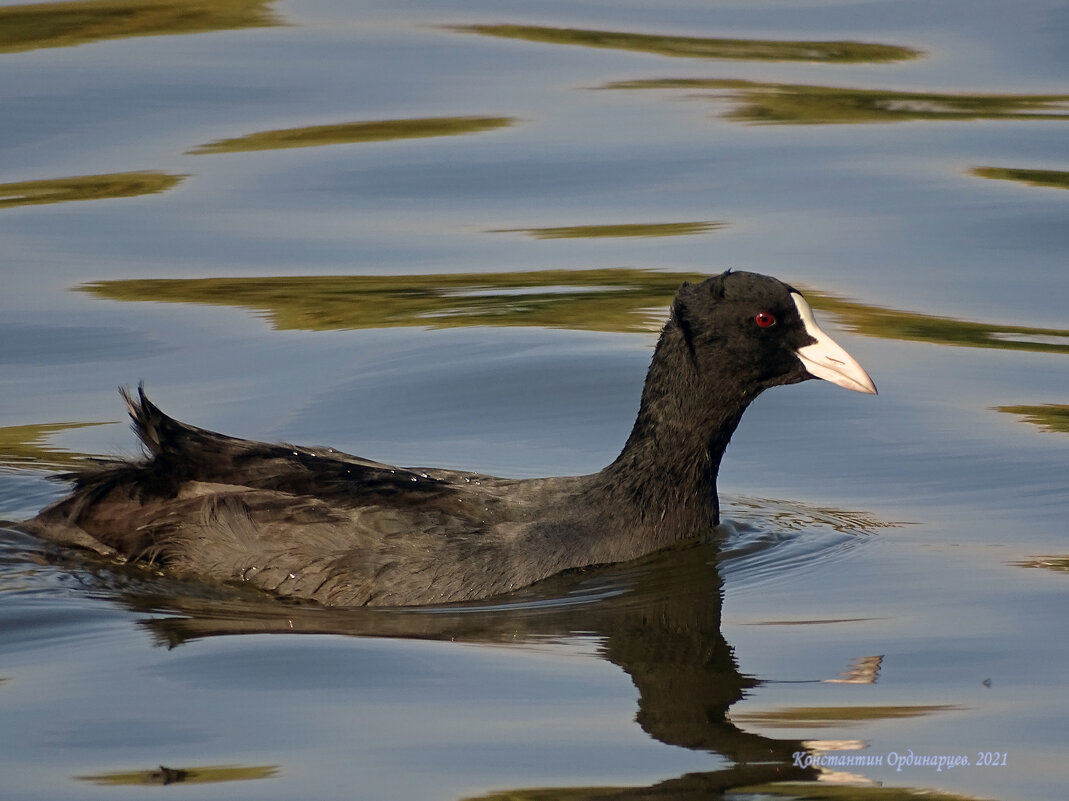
xmin=592 ymin=318 xmax=760 ymax=553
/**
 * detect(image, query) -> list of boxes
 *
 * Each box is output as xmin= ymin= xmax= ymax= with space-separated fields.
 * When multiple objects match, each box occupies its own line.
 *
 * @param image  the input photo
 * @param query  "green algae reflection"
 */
xmin=604 ymin=79 xmax=1069 ymax=125
xmin=77 ymin=763 xmax=278 ymax=786
xmin=189 ymin=116 xmax=516 ymax=155
xmin=1015 ymin=556 xmax=1069 ymax=573
xmin=0 ymin=171 xmax=185 ymax=209
xmin=450 ymin=24 xmax=920 ymax=63
xmin=78 ymin=269 xmax=1069 ymax=357
xmin=0 ymin=422 xmax=108 ymax=471
xmin=971 ymin=166 xmax=1069 ymax=190
xmin=995 ymin=404 xmax=1069 ymax=434
xmin=80 ymin=270 xmax=692 ymax=333
xmin=811 ymin=293 xmax=1069 ymax=355
xmin=0 ymin=0 xmax=280 ymax=55
xmin=490 ymin=221 xmax=725 ymax=239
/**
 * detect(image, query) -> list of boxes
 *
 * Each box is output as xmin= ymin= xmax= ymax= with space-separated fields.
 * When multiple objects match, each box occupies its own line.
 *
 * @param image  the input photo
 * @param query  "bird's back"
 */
xmin=23 ymin=387 xmax=574 ymax=606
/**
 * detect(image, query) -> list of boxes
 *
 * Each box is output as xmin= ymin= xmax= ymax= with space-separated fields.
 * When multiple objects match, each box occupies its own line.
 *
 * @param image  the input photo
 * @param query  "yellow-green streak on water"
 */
xmin=1015 ymin=556 xmax=1069 ymax=573
xmin=970 ymin=166 xmax=1069 ymax=189
xmin=76 ymin=269 xmax=1069 ymax=356
xmin=603 ymin=79 xmax=1069 ymax=124
xmin=189 ymin=116 xmax=517 ymax=154
xmin=812 ymin=293 xmax=1069 ymax=355
xmin=76 ymin=764 xmax=278 ymax=786
xmin=0 ymin=172 xmax=185 ymax=209
xmin=79 ymin=270 xmax=691 ymax=333
xmin=0 ymin=0 xmax=281 ymax=54
xmin=0 ymin=422 xmax=109 ymax=470
xmin=995 ymin=404 xmax=1069 ymax=434
xmin=449 ymin=24 xmax=921 ymax=63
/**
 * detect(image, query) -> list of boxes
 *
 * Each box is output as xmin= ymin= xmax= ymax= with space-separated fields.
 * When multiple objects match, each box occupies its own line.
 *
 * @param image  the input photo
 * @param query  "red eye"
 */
xmin=755 ymin=311 xmax=776 ymax=328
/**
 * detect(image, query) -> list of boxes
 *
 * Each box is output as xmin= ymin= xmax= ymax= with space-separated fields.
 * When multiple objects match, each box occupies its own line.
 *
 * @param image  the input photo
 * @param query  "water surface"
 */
xmin=1 ymin=1 xmax=1067 ymax=799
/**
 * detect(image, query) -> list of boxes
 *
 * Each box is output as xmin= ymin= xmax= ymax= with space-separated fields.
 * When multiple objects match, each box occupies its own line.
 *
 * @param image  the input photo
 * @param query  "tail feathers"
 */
xmin=112 ymin=386 xmax=356 ymax=497
xmin=121 ymin=383 xmax=223 ymax=457
xmin=27 ymin=387 xmax=257 ymax=537
xmin=54 ymin=384 xmax=248 ymax=500
xmin=121 ymin=383 xmax=163 ymax=454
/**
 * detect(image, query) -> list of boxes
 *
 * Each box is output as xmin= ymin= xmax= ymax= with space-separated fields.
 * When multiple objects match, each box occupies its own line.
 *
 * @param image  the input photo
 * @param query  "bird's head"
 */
xmin=670 ymin=271 xmax=876 ymax=396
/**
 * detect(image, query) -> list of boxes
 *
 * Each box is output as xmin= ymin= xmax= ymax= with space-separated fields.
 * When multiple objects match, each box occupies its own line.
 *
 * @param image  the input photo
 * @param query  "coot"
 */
xmin=21 ymin=271 xmax=875 ymax=606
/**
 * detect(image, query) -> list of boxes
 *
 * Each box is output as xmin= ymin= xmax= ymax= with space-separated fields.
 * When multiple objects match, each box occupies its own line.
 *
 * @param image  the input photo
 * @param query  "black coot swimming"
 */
xmin=20 ymin=271 xmax=875 ymax=606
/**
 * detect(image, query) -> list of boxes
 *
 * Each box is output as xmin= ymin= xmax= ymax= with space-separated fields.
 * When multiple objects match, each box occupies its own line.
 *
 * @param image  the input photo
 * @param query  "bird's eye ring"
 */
xmin=755 ymin=311 xmax=776 ymax=328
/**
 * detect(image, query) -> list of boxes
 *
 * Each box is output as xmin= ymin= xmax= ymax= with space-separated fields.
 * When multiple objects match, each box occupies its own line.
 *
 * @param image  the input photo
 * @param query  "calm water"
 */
xmin=1 ymin=1 xmax=1067 ymax=799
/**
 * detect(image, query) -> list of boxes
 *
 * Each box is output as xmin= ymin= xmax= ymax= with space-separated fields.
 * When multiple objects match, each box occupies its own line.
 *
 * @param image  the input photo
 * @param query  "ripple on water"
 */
xmin=0 ymin=528 xmax=134 ymax=642
xmin=0 ymin=471 xmax=68 ymax=521
xmin=714 ymin=496 xmax=900 ymax=593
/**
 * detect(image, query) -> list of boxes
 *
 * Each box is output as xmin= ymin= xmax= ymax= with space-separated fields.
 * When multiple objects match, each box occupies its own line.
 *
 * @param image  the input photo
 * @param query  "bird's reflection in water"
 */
xmin=52 ymin=529 xmax=824 ymax=798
